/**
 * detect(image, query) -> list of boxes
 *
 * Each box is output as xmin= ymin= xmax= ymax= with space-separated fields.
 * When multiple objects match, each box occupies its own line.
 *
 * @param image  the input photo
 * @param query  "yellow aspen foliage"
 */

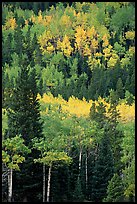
xmin=103 ymin=47 xmax=112 ymax=60
xmin=128 ymin=46 xmax=135 ymax=56
xmin=73 ymin=10 xmax=77 ymax=16
xmin=46 ymin=42 xmax=55 ymax=53
xmin=125 ymin=31 xmax=135 ymax=40
xmin=102 ymin=34 xmax=109 ymax=47
xmin=63 ymin=96 xmax=92 ymax=117
xmin=107 ymin=54 xmax=119 ymax=68
xmin=37 ymin=10 xmax=43 ymax=23
xmin=38 ymin=93 xmax=135 ymax=123
xmin=75 ymin=26 xmax=87 ymax=50
xmin=40 ymin=15 xmax=52 ymax=27
xmin=91 ymin=38 xmax=98 ymax=50
xmin=95 ymin=52 xmax=102 ymax=58
xmin=30 ymin=15 xmax=36 ymax=23
xmin=83 ymin=44 xmax=91 ymax=56
xmin=117 ymin=102 xmax=135 ymax=123
xmin=5 ymin=17 xmax=17 ymax=30
xmin=60 ymin=14 xmax=72 ymax=27
xmin=46 ymin=15 xmax=52 ymax=23
xmin=57 ymin=35 xmax=73 ymax=57
xmin=38 ymin=30 xmax=53 ymax=53
xmin=87 ymin=26 xmax=97 ymax=40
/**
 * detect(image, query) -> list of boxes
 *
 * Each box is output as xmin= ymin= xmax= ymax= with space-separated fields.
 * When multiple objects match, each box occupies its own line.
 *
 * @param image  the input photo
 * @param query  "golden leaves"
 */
xmin=60 ymin=14 xmax=71 ymax=27
xmin=87 ymin=26 xmax=97 ymax=40
xmin=117 ymin=102 xmax=135 ymax=123
xmin=5 ymin=17 xmax=17 ymax=30
xmin=37 ymin=10 xmax=43 ymax=23
xmin=102 ymin=34 xmax=109 ymax=47
xmin=57 ymin=35 xmax=73 ymax=57
xmin=38 ymin=93 xmax=135 ymax=124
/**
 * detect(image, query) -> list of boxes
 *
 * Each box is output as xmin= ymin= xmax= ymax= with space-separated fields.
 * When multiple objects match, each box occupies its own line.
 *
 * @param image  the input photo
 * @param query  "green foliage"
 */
xmin=116 ymin=77 xmax=124 ymax=99
xmin=34 ymin=151 xmax=72 ymax=166
xmin=91 ymin=136 xmax=114 ymax=202
xmin=2 ymin=135 xmax=31 ymax=170
xmin=120 ymin=122 xmax=135 ymax=200
xmin=103 ymin=173 xmax=125 ymax=202
xmin=73 ymin=178 xmax=84 ymax=202
xmin=2 ymin=2 xmax=135 ymax=202
xmin=124 ymin=90 xmax=134 ymax=105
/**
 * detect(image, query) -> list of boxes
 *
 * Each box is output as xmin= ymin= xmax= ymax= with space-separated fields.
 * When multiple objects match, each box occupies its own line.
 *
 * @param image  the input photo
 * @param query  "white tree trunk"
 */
xmin=85 ymin=151 xmax=88 ymax=190
xmin=78 ymin=148 xmax=82 ymax=180
xmin=47 ymin=164 xmax=52 ymax=202
xmin=43 ymin=164 xmax=46 ymax=202
xmin=8 ymin=168 xmax=13 ymax=202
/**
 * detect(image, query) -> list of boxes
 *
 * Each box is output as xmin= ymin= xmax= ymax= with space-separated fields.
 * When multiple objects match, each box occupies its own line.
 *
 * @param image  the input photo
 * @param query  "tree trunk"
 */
xmin=85 ymin=151 xmax=88 ymax=191
xmin=8 ymin=168 xmax=13 ymax=202
xmin=47 ymin=164 xmax=52 ymax=202
xmin=43 ymin=164 xmax=46 ymax=202
xmin=78 ymin=148 xmax=82 ymax=180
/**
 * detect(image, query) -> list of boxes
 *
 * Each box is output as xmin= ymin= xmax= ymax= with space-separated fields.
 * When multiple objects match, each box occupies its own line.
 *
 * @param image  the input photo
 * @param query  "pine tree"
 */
xmin=7 ymin=56 xmax=43 ymax=201
xmin=24 ymin=26 xmax=32 ymax=60
xmin=31 ymin=33 xmax=42 ymax=67
xmin=105 ymin=102 xmax=124 ymax=173
xmin=2 ymin=33 xmax=13 ymax=66
xmin=14 ymin=26 xmax=25 ymax=56
xmin=91 ymin=136 xmax=114 ymax=202
xmin=90 ymin=101 xmax=107 ymax=128
xmin=116 ymin=77 xmax=124 ymax=99
xmin=109 ymin=89 xmax=119 ymax=105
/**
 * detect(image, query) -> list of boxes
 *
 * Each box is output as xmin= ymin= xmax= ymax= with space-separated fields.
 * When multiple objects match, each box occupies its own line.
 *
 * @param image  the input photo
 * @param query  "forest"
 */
xmin=2 ymin=2 xmax=135 ymax=202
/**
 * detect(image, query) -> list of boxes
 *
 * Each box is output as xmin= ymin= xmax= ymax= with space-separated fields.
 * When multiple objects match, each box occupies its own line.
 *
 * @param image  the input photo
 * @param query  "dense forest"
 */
xmin=2 ymin=2 xmax=135 ymax=202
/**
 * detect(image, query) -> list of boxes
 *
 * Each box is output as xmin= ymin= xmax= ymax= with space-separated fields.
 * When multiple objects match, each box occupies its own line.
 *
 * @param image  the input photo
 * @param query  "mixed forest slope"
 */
xmin=2 ymin=2 xmax=135 ymax=202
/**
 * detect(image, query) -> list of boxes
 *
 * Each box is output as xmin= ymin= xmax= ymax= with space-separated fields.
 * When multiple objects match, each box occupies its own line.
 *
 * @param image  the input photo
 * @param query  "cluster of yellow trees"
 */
xmin=38 ymin=93 xmax=135 ymax=123
xmin=3 ymin=2 xmax=135 ymax=69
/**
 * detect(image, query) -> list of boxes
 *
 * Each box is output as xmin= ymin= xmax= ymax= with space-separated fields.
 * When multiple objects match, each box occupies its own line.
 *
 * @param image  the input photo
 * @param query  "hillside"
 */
xmin=2 ymin=2 xmax=135 ymax=202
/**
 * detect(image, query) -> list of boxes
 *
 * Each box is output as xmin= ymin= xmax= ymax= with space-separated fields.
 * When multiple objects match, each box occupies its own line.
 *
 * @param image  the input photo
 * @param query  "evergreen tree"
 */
xmin=103 ymin=173 xmax=125 ymax=202
xmin=24 ymin=26 xmax=32 ymax=60
xmin=105 ymin=102 xmax=124 ymax=173
xmin=14 ymin=26 xmax=25 ymax=56
xmin=116 ymin=77 xmax=124 ymax=99
xmin=7 ymin=57 xmax=43 ymax=145
xmin=109 ymin=89 xmax=119 ymax=105
xmin=90 ymin=101 xmax=107 ymax=129
xmin=31 ymin=33 xmax=42 ymax=66
xmin=91 ymin=136 xmax=114 ymax=202
xmin=7 ymin=56 xmax=43 ymax=201
xmin=2 ymin=33 xmax=13 ymax=66
xmin=73 ymin=177 xmax=84 ymax=202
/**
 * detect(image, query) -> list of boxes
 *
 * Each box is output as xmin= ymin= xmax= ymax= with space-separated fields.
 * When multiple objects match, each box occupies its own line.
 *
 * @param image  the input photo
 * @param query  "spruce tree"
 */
xmin=116 ymin=77 xmax=124 ymax=99
xmin=90 ymin=101 xmax=107 ymax=128
xmin=14 ymin=26 xmax=24 ymax=56
xmin=105 ymin=102 xmax=124 ymax=173
xmin=91 ymin=136 xmax=114 ymax=202
xmin=2 ymin=33 xmax=13 ymax=66
xmin=7 ymin=56 xmax=43 ymax=201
